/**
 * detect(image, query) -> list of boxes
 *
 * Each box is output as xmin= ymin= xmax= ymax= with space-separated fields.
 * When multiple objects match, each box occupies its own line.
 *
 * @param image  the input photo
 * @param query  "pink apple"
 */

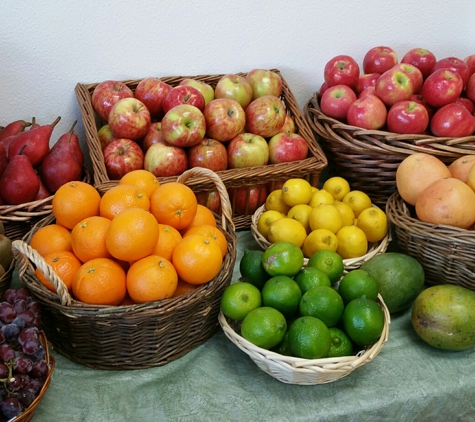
xmin=228 ymin=184 xmax=268 ymax=215
xmin=268 ymin=132 xmax=309 ymax=164
xmin=195 ymin=189 xmax=221 ymax=214
xmin=375 ymin=68 xmax=414 ymax=106
xmin=421 ymin=68 xmax=464 ymax=107
xmin=401 ymin=48 xmax=437 ymax=79
xmin=134 ymin=77 xmax=172 ymax=120
xmin=355 ymin=73 xmax=381 ymax=96
xmin=108 ymin=97 xmax=151 ymax=140
xmin=453 ymin=97 xmax=475 ymax=115
xmin=91 ymin=80 xmax=134 ymax=122
xmin=410 ymin=94 xmax=435 ymax=119
xmin=245 ymin=95 xmax=286 ymax=138
xmin=227 ymin=133 xmax=269 ymax=169
xmin=323 ymin=55 xmax=360 ymax=88
xmin=387 ymin=100 xmax=429 ymax=134
xmin=358 ymin=86 xmax=376 ymax=99
xmin=465 ymin=73 xmax=475 ymax=103
xmin=161 ymin=104 xmax=206 ymax=148
xmin=215 ymin=74 xmax=253 ymax=109
xmin=346 ymin=95 xmax=387 ymax=130
xmin=140 ymin=122 xmax=164 ymax=152
xmin=187 ymin=138 xmax=228 ymax=172
xmin=143 ymin=140 xmax=188 ymax=177
xmin=162 ymin=85 xmax=205 ymax=114
xmin=318 ymin=81 xmax=329 ymax=99
xmin=363 ymin=46 xmax=398 ymax=75
xmin=246 ymin=69 xmax=283 ymax=100
xmin=179 ymin=78 xmax=215 ymax=105
xmin=203 ymin=98 xmax=246 ymax=142
xmin=392 ymin=63 xmax=424 ymax=94
xmin=464 ymin=55 xmax=475 ymax=78
xmin=98 ymin=124 xmax=118 ymax=150
xmin=103 ymin=138 xmax=144 ymax=180
xmin=320 ymin=84 xmax=357 ymax=121
xmin=430 ymin=102 xmax=475 ymax=137
xmin=279 ymin=114 xmax=296 ymax=135
xmin=431 ymin=57 xmax=470 ymax=86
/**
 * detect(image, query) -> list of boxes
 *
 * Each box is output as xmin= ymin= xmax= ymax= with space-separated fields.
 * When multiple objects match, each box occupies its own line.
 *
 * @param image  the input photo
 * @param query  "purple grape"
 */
xmin=0 ymin=331 xmax=5 ymax=345
xmin=2 ymin=323 xmax=19 ymax=342
xmin=18 ymin=327 xmax=39 ymax=347
xmin=0 ymin=345 xmax=15 ymax=363
xmin=22 ymin=338 xmax=41 ymax=355
xmin=13 ymin=299 xmax=27 ymax=314
xmin=27 ymin=301 xmax=41 ymax=317
xmin=27 ymin=377 xmax=44 ymax=395
xmin=1 ymin=396 xmax=23 ymax=418
xmin=2 ymin=289 xmax=17 ymax=305
xmin=0 ymin=364 xmax=8 ymax=379
xmin=6 ymin=374 xmax=23 ymax=392
xmin=18 ymin=388 xmax=36 ymax=407
xmin=28 ymin=344 xmax=46 ymax=361
xmin=14 ymin=288 xmax=29 ymax=302
xmin=11 ymin=316 xmax=25 ymax=331
xmin=0 ymin=303 xmax=16 ymax=324
xmin=30 ymin=316 xmax=41 ymax=328
xmin=31 ymin=359 xmax=48 ymax=377
xmin=13 ymin=357 xmax=33 ymax=374
xmin=16 ymin=310 xmax=35 ymax=328
xmin=18 ymin=374 xmax=30 ymax=387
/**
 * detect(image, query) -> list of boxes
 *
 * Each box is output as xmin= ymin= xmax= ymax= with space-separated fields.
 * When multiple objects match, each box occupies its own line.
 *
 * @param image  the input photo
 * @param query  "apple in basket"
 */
xmin=453 ymin=97 xmax=475 ymax=115
xmin=465 ymin=54 xmax=475 ymax=78
xmin=363 ymin=46 xmax=398 ymax=75
xmin=103 ymin=138 xmax=144 ymax=180
xmin=246 ymin=69 xmax=283 ymax=99
xmin=229 ymin=184 xmax=268 ymax=215
xmin=187 ymin=138 xmax=228 ymax=172
xmin=195 ymin=189 xmax=221 ymax=213
xmin=401 ymin=47 xmax=437 ymax=79
xmin=429 ymin=103 xmax=475 ymax=138
xmin=97 ymin=124 xmax=118 ymax=151
xmin=134 ymin=77 xmax=172 ymax=120
xmin=421 ymin=68 xmax=464 ymax=107
xmin=432 ymin=57 xmax=470 ymax=86
xmin=144 ymin=140 xmax=188 ymax=177
xmin=203 ymin=98 xmax=246 ymax=142
xmin=387 ymin=100 xmax=429 ymax=134
xmin=465 ymin=73 xmax=475 ymax=104
xmin=108 ymin=98 xmax=151 ymax=140
xmin=162 ymin=85 xmax=206 ymax=114
xmin=392 ymin=63 xmax=424 ymax=94
xmin=161 ymin=104 xmax=206 ymax=147
xmin=179 ymin=78 xmax=215 ymax=105
xmin=374 ymin=68 xmax=414 ymax=106
xmin=215 ymin=74 xmax=253 ymax=109
xmin=91 ymin=80 xmax=134 ymax=122
xmin=320 ymin=84 xmax=357 ymax=121
xmin=323 ymin=55 xmax=360 ymax=88
xmin=268 ymin=132 xmax=308 ymax=164
xmin=355 ymin=73 xmax=381 ymax=96
xmin=279 ymin=114 xmax=296 ymax=135
xmin=140 ymin=122 xmax=165 ymax=153
xmin=346 ymin=95 xmax=387 ymax=130
xmin=227 ymin=133 xmax=269 ymax=168
xmin=245 ymin=95 xmax=286 ymax=138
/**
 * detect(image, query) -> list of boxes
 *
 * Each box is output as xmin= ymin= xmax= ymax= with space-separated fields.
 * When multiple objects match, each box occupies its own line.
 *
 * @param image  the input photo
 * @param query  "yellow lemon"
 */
xmin=322 ymin=177 xmax=351 ymax=201
xmin=257 ymin=210 xmax=285 ymax=240
xmin=267 ymin=217 xmax=307 ymax=248
xmin=281 ymin=179 xmax=313 ymax=207
xmin=342 ymin=190 xmax=373 ymax=218
xmin=265 ymin=189 xmax=292 ymax=214
xmin=287 ymin=204 xmax=313 ymax=234
xmin=356 ymin=206 xmax=388 ymax=243
xmin=308 ymin=189 xmax=335 ymax=208
xmin=333 ymin=200 xmax=355 ymax=227
xmin=336 ymin=225 xmax=368 ymax=259
xmin=311 ymin=186 xmax=319 ymax=194
xmin=302 ymin=229 xmax=338 ymax=258
xmin=309 ymin=204 xmax=343 ymax=234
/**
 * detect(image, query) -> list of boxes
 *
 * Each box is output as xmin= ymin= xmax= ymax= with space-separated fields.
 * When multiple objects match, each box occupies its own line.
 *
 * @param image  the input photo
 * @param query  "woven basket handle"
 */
xmin=12 ymin=240 xmax=72 ymax=306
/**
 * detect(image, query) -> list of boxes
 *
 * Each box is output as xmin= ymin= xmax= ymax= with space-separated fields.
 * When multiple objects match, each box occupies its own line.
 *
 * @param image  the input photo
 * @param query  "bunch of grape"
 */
xmin=0 ymin=287 xmax=47 ymax=421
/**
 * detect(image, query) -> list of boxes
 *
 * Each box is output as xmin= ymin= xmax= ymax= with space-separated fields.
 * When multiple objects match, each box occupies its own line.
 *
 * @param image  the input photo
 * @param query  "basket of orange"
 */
xmin=12 ymin=167 xmax=236 ymax=370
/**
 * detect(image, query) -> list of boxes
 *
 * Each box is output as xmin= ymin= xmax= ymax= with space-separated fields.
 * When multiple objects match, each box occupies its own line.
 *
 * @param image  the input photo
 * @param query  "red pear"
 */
xmin=0 ymin=119 xmax=31 ymax=143
xmin=35 ymin=178 xmax=52 ymax=201
xmin=0 ymin=143 xmax=7 ymax=178
xmin=48 ymin=120 xmax=84 ymax=167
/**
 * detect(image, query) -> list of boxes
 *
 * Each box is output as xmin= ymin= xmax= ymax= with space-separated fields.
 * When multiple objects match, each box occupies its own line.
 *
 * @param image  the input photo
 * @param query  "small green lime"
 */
xmin=241 ymin=307 xmax=287 ymax=350
xmin=307 ymin=250 xmax=344 ymax=284
xmin=262 ymin=241 xmax=304 ymax=277
xmin=272 ymin=331 xmax=292 ymax=356
xmin=239 ymin=249 xmax=271 ymax=290
xmin=261 ymin=275 xmax=302 ymax=318
xmin=327 ymin=327 xmax=354 ymax=357
xmin=294 ymin=266 xmax=331 ymax=294
xmin=299 ymin=285 xmax=345 ymax=327
xmin=220 ymin=282 xmax=262 ymax=321
xmin=288 ymin=316 xmax=331 ymax=359
xmin=338 ymin=269 xmax=379 ymax=305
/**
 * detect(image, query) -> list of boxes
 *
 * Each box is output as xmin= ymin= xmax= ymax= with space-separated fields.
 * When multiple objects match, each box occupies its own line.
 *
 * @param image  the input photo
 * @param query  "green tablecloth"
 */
xmin=16 ymin=231 xmax=475 ymax=421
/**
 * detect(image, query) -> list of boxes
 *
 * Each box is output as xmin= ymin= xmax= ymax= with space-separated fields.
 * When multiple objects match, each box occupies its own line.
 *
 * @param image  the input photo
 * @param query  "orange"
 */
xmin=182 ymin=224 xmax=227 ymax=257
xmin=119 ymin=169 xmax=160 ymax=198
xmin=30 ymin=224 xmax=72 ymax=257
xmin=119 ymin=294 xmax=136 ymax=306
xmin=106 ymin=207 xmax=160 ymax=262
xmin=126 ymin=255 xmax=178 ymax=303
xmin=52 ymin=181 xmax=101 ymax=229
xmin=72 ymin=258 xmax=127 ymax=306
xmin=182 ymin=204 xmax=217 ymax=232
xmin=71 ymin=216 xmax=112 ymax=263
xmin=150 ymin=182 xmax=198 ymax=230
xmin=99 ymin=184 xmax=150 ymax=220
xmin=172 ymin=278 xmax=200 ymax=298
xmin=35 ymin=250 xmax=82 ymax=293
xmin=151 ymin=224 xmax=183 ymax=261
xmin=172 ymin=234 xmax=223 ymax=285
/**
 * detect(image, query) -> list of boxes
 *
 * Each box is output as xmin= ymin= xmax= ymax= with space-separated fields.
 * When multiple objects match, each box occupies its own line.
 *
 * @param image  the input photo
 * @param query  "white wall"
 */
xmin=1 ymin=0 xmax=474 ymax=168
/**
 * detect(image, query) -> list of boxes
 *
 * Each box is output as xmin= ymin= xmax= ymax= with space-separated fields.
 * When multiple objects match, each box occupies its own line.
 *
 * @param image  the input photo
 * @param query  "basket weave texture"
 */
xmin=75 ymin=70 xmax=327 ymax=230
xmin=304 ymin=92 xmax=475 ymax=207
xmin=0 ymin=259 xmax=14 ymax=300
xmin=12 ymin=168 xmax=237 ymax=370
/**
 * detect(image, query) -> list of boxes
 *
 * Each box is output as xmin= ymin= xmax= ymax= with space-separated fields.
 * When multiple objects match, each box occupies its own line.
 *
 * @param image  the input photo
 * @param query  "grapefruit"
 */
xmin=448 ymin=155 xmax=475 ymax=183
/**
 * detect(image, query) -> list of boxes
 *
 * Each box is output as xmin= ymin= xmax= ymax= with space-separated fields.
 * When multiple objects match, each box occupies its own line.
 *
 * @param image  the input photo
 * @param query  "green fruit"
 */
xmin=0 ymin=264 xmax=5 ymax=279
xmin=0 ymin=235 xmax=13 ymax=270
xmin=239 ymin=249 xmax=271 ymax=290
xmin=360 ymin=252 xmax=425 ymax=313
xmin=241 ymin=307 xmax=287 ymax=350
xmin=338 ymin=269 xmax=379 ymax=305
xmin=261 ymin=241 xmax=304 ymax=277
xmin=412 ymin=285 xmax=475 ymax=351
xmin=327 ymin=327 xmax=354 ymax=358
xmin=299 ymin=286 xmax=344 ymax=328
xmin=294 ymin=266 xmax=331 ymax=294
xmin=288 ymin=316 xmax=331 ymax=359
xmin=307 ymin=250 xmax=344 ymax=284
xmin=261 ymin=275 xmax=302 ymax=318
xmin=221 ymin=282 xmax=262 ymax=321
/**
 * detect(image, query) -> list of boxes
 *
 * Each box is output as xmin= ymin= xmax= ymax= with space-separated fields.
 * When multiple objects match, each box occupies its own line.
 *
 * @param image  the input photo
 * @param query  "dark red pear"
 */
xmin=0 ymin=119 xmax=31 ymax=143
xmin=34 ymin=178 xmax=52 ymax=201
xmin=0 ymin=143 xmax=7 ymax=178
xmin=49 ymin=120 xmax=84 ymax=168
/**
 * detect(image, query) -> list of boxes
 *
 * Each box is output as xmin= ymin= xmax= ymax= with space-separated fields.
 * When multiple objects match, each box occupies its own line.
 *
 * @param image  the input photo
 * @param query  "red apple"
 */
xmin=401 ymin=48 xmax=437 ymax=79
xmin=358 ymin=86 xmax=376 ymax=99
xmin=143 ymin=141 xmax=188 ymax=177
xmin=430 ymin=103 xmax=475 ymax=137
xmin=387 ymin=100 xmax=429 ymax=134
xmin=91 ymin=80 xmax=134 ymax=122
xmin=161 ymin=104 xmax=206 ymax=148
xmin=421 ymin=68 xmax=464 ymax=107
xmin=228 ymin=184 xmax=268 ymax=215
xmin=346 ymin=95 xmax=387 ymax=130
xmin=318 ymin=81 xmax=329 ymax=99
xmin=195 ymin=189 xmax=221 ymax=213
xmin=375 ymin=68 xmax=414 ymax=106
xmin=363 ymin=46 xmax=398 ymax=75
xmin=464 ymin=55 xmax=475 ymax=78
xmin=279 ymin=114 xmax=296 ymax=135
xmin=392 ymin=63 xmax=424 ymax=94
xmin=103 ymin=138 xmax=144 ymax=180
xmin=187 ymin=138 xmax=228 ymax=172
xmin=140 ymin=122 xmax=164 ymax=152
xmin=431 ymin=57 xmax=470 ymax=86
xmin=227 ymin=133 xmax=269 ymax=168
xmin=245 ymin=95 xmax=286 ymax=138
xmin=320 ymin=84 xmax=357 ymax=121
xmin=246 ymin=69 xmax=283 ymax=100
xmin=465 ymin=73 xmax=475 ymax=104
xmin=203 ymin=98 xmax=246 ymax=142
xmin=179 ymin=78 xmax=215 ymax=105
xmin=97 ymin=124 xmax=118 ymax=151
xmin=355 ymin=73 xmax=381 ymax=96
xmin=108 ymin=97 xmax=151 ymax=140
xmin=215 ymin=74 xmax=253 ymax=109
xmin=323 ymin=55 xmax=360 ymax=88
xmin=162 ymin=85 xmax=205 ymax=114
xmin=453 ymin=97 xmax=475 ymax=115
xmin=268 ymin=132 xmax=309 ymax=164
xmin=134 ymin=77 xmax=172 ymax=120
xmin=410 ymin=94 xmax=435 ymax=119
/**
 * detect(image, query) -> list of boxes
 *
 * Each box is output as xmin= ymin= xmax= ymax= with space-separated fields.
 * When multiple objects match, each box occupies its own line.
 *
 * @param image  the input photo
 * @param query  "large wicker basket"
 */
xmin=75 ymin=70 xmax=328 ymax=230
xmin=304 ymin=92 xmax=475 ymax=207
xmin=12 ymin=167 xmax=237 ymax=370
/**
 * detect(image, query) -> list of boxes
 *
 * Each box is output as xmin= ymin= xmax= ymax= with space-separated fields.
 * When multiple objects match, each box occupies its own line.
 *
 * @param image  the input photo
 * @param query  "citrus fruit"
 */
xmin=182 ymin=224 xmax=227 ymax=257
xmin=265 ymin=189 xmax=291 ymax=214
xmin=151 ymin=224 xmax=183 ymax=261
xmin=287 ymin=204 xmax=313 ymax=234
xmin=356 ymin=206 xmax=388 ymax=243
xmin=466 ymin=163 xmax=475 ymax=192
xmin=30 ymin=224 xmax=72 ymax=257
xmin=299 ymin=285 xmax=345 ymax=327
xmin=261 ymin=275 xmax=302 ymax=318
xmin=327 ymin=327 xmax=354 ymax=357
xmin=281 ymin=179 xmax=313 ymax=207
xmin=342 ymin=190 xmax=372 ymax=218
xmin=448 ymin=155 xmax=475 ymax=183
xmin=241 ymin=307 xmax=287 ymax=350
xmin=257 ymin=210 xmax=285 ymax=239
xmin=171 ymin=278 xmax=200 ymax=298
xmin=293 ymin=267 xmax=331 ymax=294
xmin=119 ymin=169 xmax=160 ymax=198
xmin=309 ymin=203 xmax=343 ymax=234
xmin=220 ymin=282 xmax=262 ymax=321
xmin=71 ymin=216 xmax=112 ymax=263
xmin=336 ymin=225 xmax=368 ymax=259
xmin=307 ymin=250 xmax=344 ymax=284
xmin=338 ymin=269 xmax=379 ymax=305
xmin=333 ymin=200 xmax=355 ymax=227
xmin=35 ymin=250 xmax=82 ymax=293
xmin=183 ymin=204 xmax=217 ymax=231
xmin=288 ymin=316 xmax=331 ymax=359
xmin=239 ymin=249 xmax=271 ymax=290
xmin=272 ymin=332 xmax=292 ymax=356
xmin=322 ymin=177 xmax=351 ymax=201
xmin=262 ymin=241 xmax=304 ymax=277
xmin=267 ymin=217 xmax=307 ymax=248
xmin=308 ymin=189 xmax=335 ymax=208
xmin=99 ymin=184 xmax=150 ymax=220
xmin=301 ymin=229 xmax=338 ymax=258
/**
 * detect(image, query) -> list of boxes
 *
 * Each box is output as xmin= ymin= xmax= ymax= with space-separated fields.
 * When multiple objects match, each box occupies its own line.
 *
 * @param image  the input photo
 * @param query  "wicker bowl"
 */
xmin=12 ymin=167 xmax=237 ymax=370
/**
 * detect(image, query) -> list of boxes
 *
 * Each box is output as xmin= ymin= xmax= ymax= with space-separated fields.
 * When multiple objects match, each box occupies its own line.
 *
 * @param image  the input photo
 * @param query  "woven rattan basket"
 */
xmin=386 ymin=191 xmax=475 ymax=289
xmin=12 ymin=167 xmax=237 ymax=370
xmin=304 ymin=92 xmax=475 ymax=207
xmin=75 ymin=70 xmax=327 ymax=230
xmin=219 ymin=292 xmax=390 ymax=385
xmin=0 ymin=259 xmax=14 ymax=299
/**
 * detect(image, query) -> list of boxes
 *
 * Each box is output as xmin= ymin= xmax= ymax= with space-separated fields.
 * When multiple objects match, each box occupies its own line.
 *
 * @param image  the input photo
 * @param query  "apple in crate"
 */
xmin=245 ymin=95 xmax=286 ymax=138
xmin=320 ymin=84 xmax=357 ymax=121
xmin=161 ymin=104 xmax=206 ymax=147
xmin=228 ymin=184 xmax=268 ymax=215
xmin=141 ymin=122 xmax=164 ymax=152
xmin=465 ymin=73 xmax=475 ymax=104
xmin=430 ymin=103 xmax=475 ymax=137
xmin=92 ymin=80 xmax=134 ymax=122
xmin=346 ymin=95 xmax=387 ymax=130
xmin=144 ymin=141 xmax=188 ymax=177
xmin=279 ymin=114 xmax=296 ymax=135
xmin=195 ymin=189 xmax=220 ymax=213
xmin=188 ymin=138 xmax=228 ymax=172
xmin=268 ymin=132 xmax=308 ymax=164
xmin=108 ymin=98 xmax=151 ymax=140
xmin=323 ymin=55 xmax=360 ymax=88
xmin=387 ymin=100 xmax=429 ymax=134
xmin=363 ymin=46 xmax=398 ymax=75
xmin=359 ymin=86 xmax=376 ymax=99
xmin=203 ymin=98 xmax=245 ymax=142
xmin=162 ymin=85 xmax=205 ymax=114
xmin=227 ymin=133 xmax=269 ymax=168
xmin=392 ymin=63 xmax=424 ymax=94
xmin=98 ymin=124 xmax=118 ymax=151
xmin=103 ymin=138 xmax=144 ymax=180
xmin=179 ymin=79 xmax=215 ymax=105
xmin=375 ymin=68 xmax=414 ymax=106
xmin=421 ymin=68 xmax=464 ymax=107
xmin=355 ymin=73 xmax=381 ymax=96
xmin=465 ymin=55 xmax=475 ymax=78
xmin=134 ymin=77 xmax=171 ymax=120
xmin=432 ymin=57 xmax=470 ymax=86
xmin=401 ymin=48 xmax=437 ymax=79
xmin=215 ymin=74 xmax=253 ymax=109
xmin=246 ymin=69 xmax=283 ymax=100
xmin=453 ymin=97 xmax=475 ymax=114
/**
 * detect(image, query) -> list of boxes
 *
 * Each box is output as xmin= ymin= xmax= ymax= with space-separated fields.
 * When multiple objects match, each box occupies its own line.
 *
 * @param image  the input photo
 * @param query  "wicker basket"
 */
xmin=386 ymin=191 xmax=475 ymax=289
xmin=0 ymin=259 xmax=14 ymax=300
xmin=219 ymin=292 xmax=390 ymax=385
xmin=304 ymin=92 xmax=475 ymax=207
xmin=75 ymin=70 xmax=328 ymax=229
xmin=12 ymin=167 xmax=237 ymax=370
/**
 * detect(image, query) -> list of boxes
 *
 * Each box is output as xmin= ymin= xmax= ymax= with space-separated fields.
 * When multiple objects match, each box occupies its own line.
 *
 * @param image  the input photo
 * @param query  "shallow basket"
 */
xmin=304 ymin=92 xmax=475 ymax=207
xmin=218 ymin=292 xmax=390 ymax=385
xmin=75 ymin=69 xmax=328 ymax=230
xmin=12 ymin=167 xmax=237 ymax=370
xmin=386 ymin=191 xmax=475 ymax=289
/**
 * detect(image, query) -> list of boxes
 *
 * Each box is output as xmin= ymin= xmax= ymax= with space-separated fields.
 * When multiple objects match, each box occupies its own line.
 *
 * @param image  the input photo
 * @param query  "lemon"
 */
xmin=281 ymin=179 xmax=313 ymax=207
xmin=311 ymin=186 xmax=319 ymax=194
xmin=302 ymin=229 xmax=338 ymax=258
xmin=267 ymin=217 xmax=307 ymax=248
xmin=336 ymin=225 xmax=368 ymax=259
xmin=309 ymin=203 xmax=343 ymax=234
xmin=333 ymin=200 xmax=355 ymax=227
xmin=257 ymin=210 xmax=285 ymax=239
xmin=356 ymin=206 xmax=388 ymax=243
xmin=287 ymin=204 xmax=313 ymax=234
xmin=322 ymin=177 xmax=351 ymax=201
xmin=308 ymin=189 xmax=334 ymax=208
xmin=265 ymin=189 xmax=292 ymax=214
xmin=342 ymin=190 xmax=373 ymax=218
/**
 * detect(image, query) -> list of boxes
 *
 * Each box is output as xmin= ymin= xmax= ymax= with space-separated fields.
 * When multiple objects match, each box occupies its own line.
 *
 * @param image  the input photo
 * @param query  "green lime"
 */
xmin=307 ymin=250 xmax=344 ymax=284
xmin=261 ymin=275 xmax=302 ymax=318
xmin=299 ymin=285 xmax=345 ymax=327
xmin=294 ymin=266 xmax=331 ymax=294
xmin=342 ymin=297 xmax=385 ymax=347
xmin=220 ymin=282 xmax=262 ymax=321
xmin=262 ymin=241 xmax=304 ymax=277
xmin=239 ymin=249 xmax=271 ymax=290
xmin=327 ymin=327 xmax=354 ymax=358
xmin=272 ymin=331 xmax=292 ymax=356
xmin=288 ymin=316 xmax=331 ymax=359
xmin=241 ymin=307 xmax=287 ymax=350
xmin=338 ymin=269 xmax=379 ymax=305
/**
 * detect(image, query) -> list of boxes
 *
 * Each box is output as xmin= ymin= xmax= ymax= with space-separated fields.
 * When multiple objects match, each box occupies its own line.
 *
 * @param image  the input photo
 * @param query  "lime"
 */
xmin=294 ymin=267 xmax=331 ymax=294
xmin=338 ymin=269 xmax=379 ymax=305
xmin=288 ymin=316 xmax=331 ymax=359
xmin=342 ymin=297 xmax=385 ymax=346
xmin=299 ymin=285 xmax=345 ymax=327
xmin=261 ymin=275 xmax=302 ymax=318
xmin=220 ymin=282 xmax=262 ymax=321
xmin=307 ymin=249 xmax=344 ymax=284
xmin=262 ymin=241 xmax=304 ymax=277
xmin=327 ymin=327 xmax=354 ymax=357
xmin=241 ymin=307 xmax=287 ymax=350
xmin=272 ymin=331 xmax=292 ymax=356
xmin=239 ymin=249 xmax=271 ymax=290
